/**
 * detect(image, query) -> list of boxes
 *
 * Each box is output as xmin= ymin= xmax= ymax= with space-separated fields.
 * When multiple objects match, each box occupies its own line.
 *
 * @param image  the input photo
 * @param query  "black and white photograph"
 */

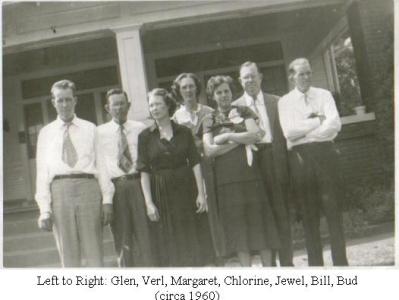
xmin=1 ymin=0 xmax=394 ymax=273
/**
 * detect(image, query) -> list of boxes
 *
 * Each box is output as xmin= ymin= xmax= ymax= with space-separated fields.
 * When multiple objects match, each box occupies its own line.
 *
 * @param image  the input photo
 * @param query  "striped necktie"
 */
xmin=62 ymin=123 xmax=78 ymax=168
xmin=251 ymin=96 xmax=265 ymax=130
xmin=118 ymin=125 xmax=133 ymax=173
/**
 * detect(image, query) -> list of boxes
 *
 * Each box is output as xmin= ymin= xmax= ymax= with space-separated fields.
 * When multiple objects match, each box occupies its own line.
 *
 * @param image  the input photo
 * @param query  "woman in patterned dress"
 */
xmin=202 ymin=75 xmax=280 ymax=266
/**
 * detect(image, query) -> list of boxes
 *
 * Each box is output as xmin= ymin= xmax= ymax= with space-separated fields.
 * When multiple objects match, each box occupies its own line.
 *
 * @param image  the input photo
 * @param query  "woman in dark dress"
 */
xmin=137 ymin=88 xmax=209 ymax=267
xmin=202 ymin=75 xmax=280 ymax=266
xmin=171 ymin=73 xmax=224 ymax=262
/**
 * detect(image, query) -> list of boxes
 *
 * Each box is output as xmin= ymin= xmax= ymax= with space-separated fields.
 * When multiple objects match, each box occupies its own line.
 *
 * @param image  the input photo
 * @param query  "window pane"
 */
xmin=76 ymin=93 xmax=97 ymax=124
xmin=23 ymin=103 xmax=43 ymax=159
xmin=332 ymin=31 xmax=362 ymax=116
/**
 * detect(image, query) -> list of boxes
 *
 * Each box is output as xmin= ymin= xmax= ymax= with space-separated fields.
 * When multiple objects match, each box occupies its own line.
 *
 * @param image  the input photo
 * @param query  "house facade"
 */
xmin=2 ymin=0 xmax=394 ymax=266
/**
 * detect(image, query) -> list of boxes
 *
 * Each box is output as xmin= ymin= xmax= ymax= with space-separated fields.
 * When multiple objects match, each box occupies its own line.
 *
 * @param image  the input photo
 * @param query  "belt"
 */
xmin=111 ymin=173 xmax=140 ymax=184
xmin=53 ymin=174 xmax=95 ymax=180
xmin=292 ymin=141 xmax=334 ymax=151
xmin=256 ymin=143 xmax=273 ymax=151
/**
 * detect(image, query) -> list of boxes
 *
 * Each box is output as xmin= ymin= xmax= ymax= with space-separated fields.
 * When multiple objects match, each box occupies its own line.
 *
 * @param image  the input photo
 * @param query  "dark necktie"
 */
xmin=118 ymin=125 xmax=133 ymax=173
xmin=62 ymin=123 xmax=78 ymax=168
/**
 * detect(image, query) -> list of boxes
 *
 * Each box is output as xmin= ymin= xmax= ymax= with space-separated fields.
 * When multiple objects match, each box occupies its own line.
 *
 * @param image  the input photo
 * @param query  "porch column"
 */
xmin=112 ymin=24 xmax=149 ymax=121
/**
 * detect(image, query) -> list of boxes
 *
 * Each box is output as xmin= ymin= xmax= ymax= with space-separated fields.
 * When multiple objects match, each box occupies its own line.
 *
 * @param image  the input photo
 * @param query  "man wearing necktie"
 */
xmin=96 ymin=89 xmax=153 ymax=267
xmin=278 ymin=58 xmax=348 ymax=266
xmin=35 ymin=79 xmax=103 ymax=267
xmin=232 ymin=61 xmax=293 ymax=266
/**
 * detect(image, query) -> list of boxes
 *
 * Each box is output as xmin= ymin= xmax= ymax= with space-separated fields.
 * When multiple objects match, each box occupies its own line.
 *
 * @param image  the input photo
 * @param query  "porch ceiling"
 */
xmin=3 ymin=36 xmax=118 ymax=77
xmin=142 ymin=4 xmax=345 ymax=54
xmin=3 ymin=0 xmax=347 ymax=53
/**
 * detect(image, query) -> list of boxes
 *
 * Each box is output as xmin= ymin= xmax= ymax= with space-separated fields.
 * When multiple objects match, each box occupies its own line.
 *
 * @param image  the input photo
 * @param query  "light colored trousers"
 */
xmin=51 ymin=178 xmax=103 ymax=267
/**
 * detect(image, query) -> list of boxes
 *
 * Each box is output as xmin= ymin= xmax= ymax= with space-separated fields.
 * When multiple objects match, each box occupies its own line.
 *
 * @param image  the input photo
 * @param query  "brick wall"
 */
xmin=347 ymin=0 xmax=394 ymax=184
xmin=336 ymin=120 xmax=384 ymax=186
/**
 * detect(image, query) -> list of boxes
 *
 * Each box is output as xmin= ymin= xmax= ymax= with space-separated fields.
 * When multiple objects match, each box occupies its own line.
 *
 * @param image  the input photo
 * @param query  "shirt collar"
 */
xmin=175 ymin=103 xmax=202 ymax=119
xmin=294 ymin=87 xmax=313 ymax=99
xmin=110 ymin=119 xmax=129 ymax=132
xmin=244 ymin=91 xmax=264 ymax=106
xmin=149 ymin=120 xmax=180 ymax=135
xmin=55 ymin=114 xmax=79 ymax=128
xmin=182 ymin=103 xmax=202 ymax=114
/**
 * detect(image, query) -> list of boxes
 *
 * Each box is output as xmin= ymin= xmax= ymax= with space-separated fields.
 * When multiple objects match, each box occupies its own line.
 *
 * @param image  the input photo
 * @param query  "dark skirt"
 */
xmin=149 ymin=165 xmax=214 ymax=267
xmin=201 ymin=157 xmax=227 ymax=258
xmin=214 ymin=146 xmax=280 ymax=256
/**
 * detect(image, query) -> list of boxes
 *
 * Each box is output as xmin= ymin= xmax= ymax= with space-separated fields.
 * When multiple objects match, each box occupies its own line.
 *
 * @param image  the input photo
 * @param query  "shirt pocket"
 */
xmin=73 ymin=131 xmax=95 ymax=160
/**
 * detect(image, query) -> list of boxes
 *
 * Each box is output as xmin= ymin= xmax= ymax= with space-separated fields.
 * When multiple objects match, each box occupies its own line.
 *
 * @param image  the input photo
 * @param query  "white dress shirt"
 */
xmin=96 ymin=119 xmax=146 ymax=205
xmin=35 ymin=116 xmax=97 ymax=214
xmin=244 ymin=91 xmax=273 ymax=143
xmin=278 ymin=87 xmax=342 ymax=149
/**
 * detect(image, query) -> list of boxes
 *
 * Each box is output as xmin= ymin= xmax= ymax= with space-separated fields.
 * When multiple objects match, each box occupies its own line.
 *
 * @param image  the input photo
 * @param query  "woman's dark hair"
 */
xmin=148 ymin=88 xmax=177 ymax=117
xmin=171 ymin=73 xmax=202 ymax=104
xmin=206 ymin=75 xmax=234 ymax=101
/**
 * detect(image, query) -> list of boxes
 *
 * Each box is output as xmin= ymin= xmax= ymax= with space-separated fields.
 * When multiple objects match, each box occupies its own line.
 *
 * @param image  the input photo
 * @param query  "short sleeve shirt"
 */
xmin=137 ymin=121 xmax=200 ymax=173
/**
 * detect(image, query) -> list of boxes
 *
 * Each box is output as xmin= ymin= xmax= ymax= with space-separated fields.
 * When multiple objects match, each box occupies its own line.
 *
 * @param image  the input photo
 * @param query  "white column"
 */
xmin=113 ymin=24 xmax=149 ymax=121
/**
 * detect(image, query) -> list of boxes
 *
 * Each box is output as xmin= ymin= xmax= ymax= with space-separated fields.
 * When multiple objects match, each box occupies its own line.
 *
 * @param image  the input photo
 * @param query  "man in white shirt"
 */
xmin=96 ymin=89 xmax=153 ymax=267
xmin=35 ymin=79 xmax=103 ymax=267
xmin=233 ymin=61 xmax=293 ymax=266
xmin=279 ymin=58 xmax=348 ymax=266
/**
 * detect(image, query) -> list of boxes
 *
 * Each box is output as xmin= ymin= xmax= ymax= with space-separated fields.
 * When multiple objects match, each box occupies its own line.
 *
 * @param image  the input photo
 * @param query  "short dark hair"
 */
xmin=171 ymin=73 xmax=201 ymax=104
xmin=106 ymin=88 xmax=129 ymax=104
xmin=148 ymin=88 xmax=177 ymax=117
xmin=206 ymin=75 xmax=234 ymax=101
xmin=51 ymin=79 xmax=76 ymax=98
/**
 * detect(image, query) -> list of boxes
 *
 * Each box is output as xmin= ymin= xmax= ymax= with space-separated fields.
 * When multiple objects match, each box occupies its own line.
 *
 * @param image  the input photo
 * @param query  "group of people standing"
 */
xmin=35 ymin=57 xmax=348 ymax=267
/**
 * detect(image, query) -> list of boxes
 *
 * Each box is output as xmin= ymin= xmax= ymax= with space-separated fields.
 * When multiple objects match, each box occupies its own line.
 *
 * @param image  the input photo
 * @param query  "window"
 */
xmin=22 ymin=65 xmax=120 ymax=160
xmin=327 ymin=30 xmax=362 ymax=116
xmin=155 ymin=41 xmax=288 ymax=107
xmin=24 ymin=103 xmax=43 ymax=159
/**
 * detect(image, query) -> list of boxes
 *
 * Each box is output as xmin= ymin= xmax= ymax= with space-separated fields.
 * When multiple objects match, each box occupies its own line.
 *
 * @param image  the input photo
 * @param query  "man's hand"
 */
xmin=38 ymin=212 xmax=53 ymax=232
xmin=255 ymin=129 xmax=265 ymax=142
xmin=308 ymin=113 xmax=326 ymax=124
xmin=102 ymin=204 xmax=113 ymax=226
xmin=318 ymin=114 xmax=326 ymax=123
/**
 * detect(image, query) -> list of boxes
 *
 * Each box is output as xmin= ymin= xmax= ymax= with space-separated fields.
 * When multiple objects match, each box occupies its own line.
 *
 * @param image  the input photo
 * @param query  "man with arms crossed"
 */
xmin=96 ymin=89 xmax=153 ymax=267
xmin=233 ymin=61 xmax=293 ymax=266
xmin=278 ymin=58 xmax=348 ymax=266
xmin=36 ymin=79 xmax=103 ymax=267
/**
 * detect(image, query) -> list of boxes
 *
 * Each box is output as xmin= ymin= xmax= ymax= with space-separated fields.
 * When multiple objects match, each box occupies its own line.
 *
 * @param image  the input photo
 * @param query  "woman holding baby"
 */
xmin=202 ymin=75 xmax=280 ymax=266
